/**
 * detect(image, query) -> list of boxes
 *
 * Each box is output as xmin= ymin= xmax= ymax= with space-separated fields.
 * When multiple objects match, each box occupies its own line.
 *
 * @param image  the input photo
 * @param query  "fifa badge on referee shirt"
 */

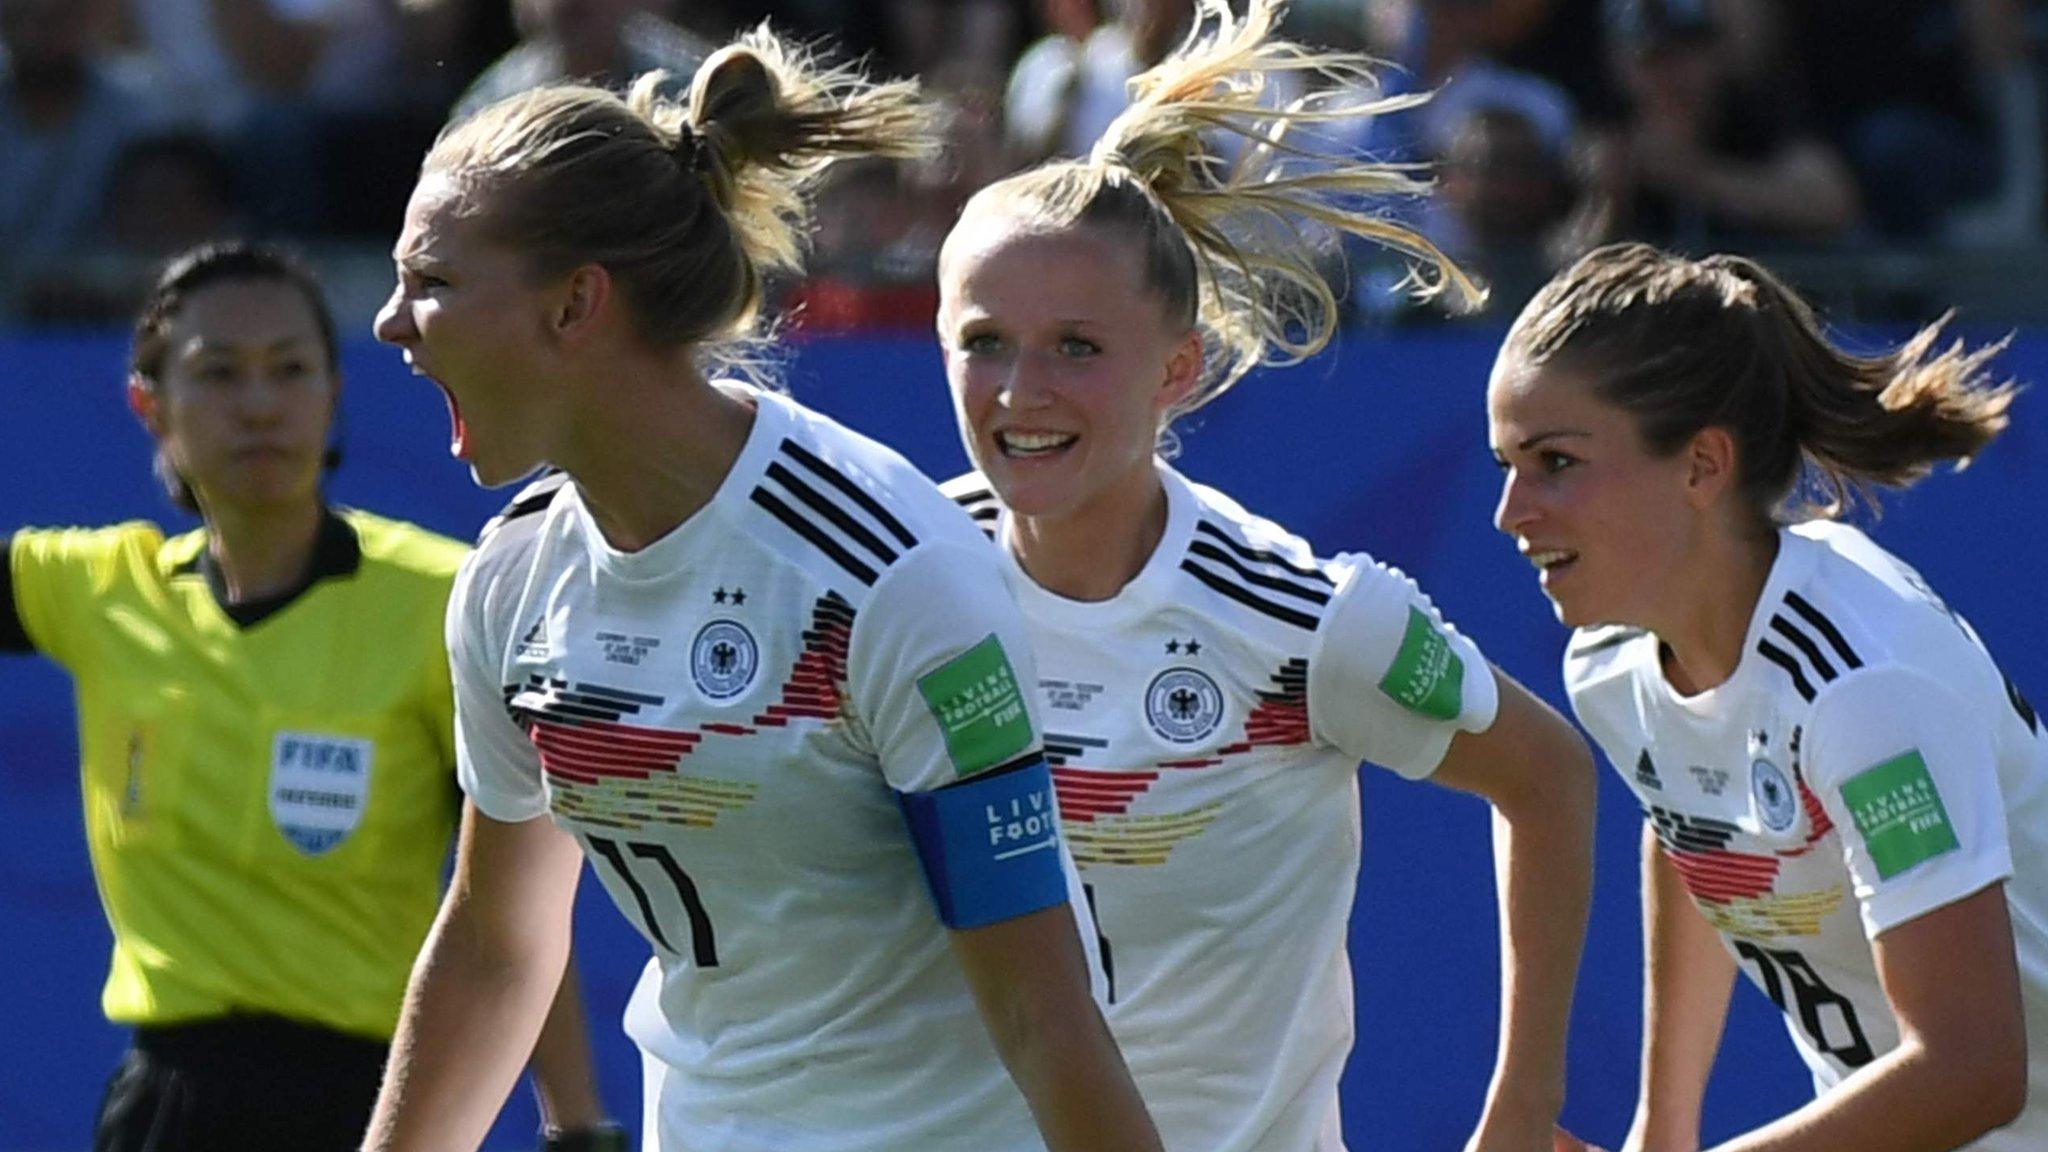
xmin=269 ymin=731 xmax=374 ymax=855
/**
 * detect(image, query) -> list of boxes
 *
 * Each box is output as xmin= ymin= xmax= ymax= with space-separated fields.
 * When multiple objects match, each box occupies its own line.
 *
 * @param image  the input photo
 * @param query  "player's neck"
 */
xmin=1656 ymin=529 xmax=1780 ymax=696
xmin=1007 ymin=469 xmax=1169 ymax=602
xmin=555 ymin=363 xmax=758 ymax=554
xmin=201 ymin=497 xmax=326 ymax=605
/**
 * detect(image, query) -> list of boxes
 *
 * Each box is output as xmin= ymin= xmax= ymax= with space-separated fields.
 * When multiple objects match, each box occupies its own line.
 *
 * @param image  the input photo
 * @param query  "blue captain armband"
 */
xmin=898 ymin=754 xmax=1068 ymax=929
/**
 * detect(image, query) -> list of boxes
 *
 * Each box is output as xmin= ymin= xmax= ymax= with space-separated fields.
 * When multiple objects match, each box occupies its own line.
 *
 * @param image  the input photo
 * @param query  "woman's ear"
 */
xmin=1157 ymin=328 xmax=1203 ymax=415
xmin=1683 ymin=424 xmax=1739 ymax=509
xmin=550 ymin=263 xmax=613 ymax=345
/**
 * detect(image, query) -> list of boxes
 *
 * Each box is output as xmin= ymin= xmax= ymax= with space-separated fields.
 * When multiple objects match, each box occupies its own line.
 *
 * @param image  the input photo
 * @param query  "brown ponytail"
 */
xmin=1501 ymin=242 xmax=2017 ymax=521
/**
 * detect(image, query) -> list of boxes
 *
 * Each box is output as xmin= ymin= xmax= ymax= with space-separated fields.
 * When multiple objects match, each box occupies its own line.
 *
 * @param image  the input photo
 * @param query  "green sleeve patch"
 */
xmin=1377 ymin=606 xmax=1465 ymax=722
xmin=917 ymin=634 xmax=1033 ymax=775
xmin=1840 ymin=749 xmax=1959 ymax=880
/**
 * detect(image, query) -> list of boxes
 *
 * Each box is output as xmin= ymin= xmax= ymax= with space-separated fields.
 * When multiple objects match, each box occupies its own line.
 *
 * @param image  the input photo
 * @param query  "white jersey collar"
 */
xmin=563 ymin=383 xmax=793 ymax=582
xmin=996 ymin=458 xmax=1198 ymax=632
xmin=1651 ymin=524 xmax=1821 ymax=716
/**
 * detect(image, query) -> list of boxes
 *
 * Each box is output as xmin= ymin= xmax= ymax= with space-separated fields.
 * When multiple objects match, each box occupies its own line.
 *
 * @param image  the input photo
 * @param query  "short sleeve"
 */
xmin=1307 ymin=554 xmax=1499 ymax=779
xmin=1803 ymin=664 xmax=2014 ymax=939
xmin=846 ymin=541 xmax=1045 ymax=795
xmin=421 ymin=608 xmax=458 ymax=773
xmin=447 ymin=550 xmax=549 ymax=822
xmin=9 ymin=525 xmax=128 ymax=673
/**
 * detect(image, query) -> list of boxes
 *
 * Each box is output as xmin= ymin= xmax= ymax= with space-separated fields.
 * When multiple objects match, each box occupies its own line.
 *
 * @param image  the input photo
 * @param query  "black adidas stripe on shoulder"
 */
xmin=1179 ymin=518 xmax=1333 ymax=632
xmin=1192 ymin=520 xmax=1335 ymax=586
xmin=751 ymin=439 xmax=921 ymax=586
xmin=1756 ymin=590 xmax=1862 ymax=702
xmin=947 ymin=481 xmax=1001 ymax=537
xmin=949 ymin=479 xmax=996 ymax=507
xmin=1784 ymin=591 xmax=1861 ymax=670
xmin=950 ymin=482 xmax=1001 ymax=518
xmin=478 ymin=469 xmax=569 ymax=542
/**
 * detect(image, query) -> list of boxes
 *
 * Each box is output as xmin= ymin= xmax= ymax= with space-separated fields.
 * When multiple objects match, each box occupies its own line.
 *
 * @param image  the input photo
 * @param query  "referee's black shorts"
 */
xmin=92 ymin=1014 xmax=387 ymax=1152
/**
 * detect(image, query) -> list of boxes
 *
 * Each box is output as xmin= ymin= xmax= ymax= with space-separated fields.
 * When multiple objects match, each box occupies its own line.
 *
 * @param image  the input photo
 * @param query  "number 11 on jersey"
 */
xmin=588 ymin=835 xmax=720 ymax=967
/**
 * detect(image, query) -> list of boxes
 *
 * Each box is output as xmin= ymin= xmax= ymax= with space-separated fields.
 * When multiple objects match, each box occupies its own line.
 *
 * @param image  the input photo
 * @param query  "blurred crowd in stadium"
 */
xmin=3 ymin=0 xmax=2045 ymax=330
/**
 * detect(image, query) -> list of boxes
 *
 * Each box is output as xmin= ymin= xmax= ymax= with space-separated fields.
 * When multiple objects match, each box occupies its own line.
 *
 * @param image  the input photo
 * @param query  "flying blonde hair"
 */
xmin=952 ymin=0 xmax=1481 ymax=421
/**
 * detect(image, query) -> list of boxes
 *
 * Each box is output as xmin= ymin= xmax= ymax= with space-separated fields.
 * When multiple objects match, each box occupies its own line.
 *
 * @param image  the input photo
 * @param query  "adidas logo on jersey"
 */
xmin=1635 ymin=748 xmax=1662 ymax=790
xmin=516 ymin=617 xmax=550 ymax=658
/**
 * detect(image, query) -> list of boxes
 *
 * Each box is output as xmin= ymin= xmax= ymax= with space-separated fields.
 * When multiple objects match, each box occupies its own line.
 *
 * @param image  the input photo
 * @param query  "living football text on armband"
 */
xmin=898 ymin=754 xmax=1068 ymax=929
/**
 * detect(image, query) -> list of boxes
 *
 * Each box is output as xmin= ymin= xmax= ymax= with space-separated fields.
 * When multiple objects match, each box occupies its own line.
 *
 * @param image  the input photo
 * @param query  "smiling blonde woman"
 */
xmin=933 ymin=2 xmax=1598 ymax=1148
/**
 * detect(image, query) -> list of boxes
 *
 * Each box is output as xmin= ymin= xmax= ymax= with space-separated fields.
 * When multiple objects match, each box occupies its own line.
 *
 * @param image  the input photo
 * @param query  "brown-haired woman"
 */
xmin=361 ymin=26 xmax=1160 ymax=1152
xmin=1491 ymin=242 xmax=2048 ymax=1151
xmin=934 ymin=1 xmax=1598 ymax=1148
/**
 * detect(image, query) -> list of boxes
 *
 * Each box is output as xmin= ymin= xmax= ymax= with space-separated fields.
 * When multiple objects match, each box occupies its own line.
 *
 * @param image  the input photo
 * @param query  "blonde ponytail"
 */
xmin=424 ymin=26 xmax=937 ymax=352
xmin=959 ymin=0 xmax=1480 ymax=418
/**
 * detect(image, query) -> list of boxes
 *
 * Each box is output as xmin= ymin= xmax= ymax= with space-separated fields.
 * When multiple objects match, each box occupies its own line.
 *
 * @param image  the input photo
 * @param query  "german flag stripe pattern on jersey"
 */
xmin=1756 ymin=591 xmax=1862 ymax=702
xmin=502 ymin=593 xmax=860 ymax=831
xmin=1042 ymin=732 xmax=1110 ymax=767
xmin=1065 ymin=804 xmax=1226 ymax=867
xmin=1047 ymin=660 xmax=1311 ymax=865
xmin=1154 ymin=658 xmax=1312 ymax=768
xmin=752 ymin=592 xmax=854 ymax=726
xmin=1648 ymin=776 xmax=1841 ymax=937
xmin=1179 ymin=520 xmax=1334 ymax=632
xmin=505 ymin=674 xmax=664 ymax=723
xmin=1047 ymin=728 xmax=1173 ymax=822
xmin=751 ymin=439 xmax=920 ymax=586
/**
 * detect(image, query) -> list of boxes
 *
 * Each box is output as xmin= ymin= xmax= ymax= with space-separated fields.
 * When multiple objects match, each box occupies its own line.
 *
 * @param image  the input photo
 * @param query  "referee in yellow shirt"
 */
xmin=1 ymin=243 xmax=624 ymax=1152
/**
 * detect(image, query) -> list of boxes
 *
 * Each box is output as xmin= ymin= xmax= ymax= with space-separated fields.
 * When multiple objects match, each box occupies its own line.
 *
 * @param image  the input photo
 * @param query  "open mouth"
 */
xmin=996 ymin=430 xmax=1078 ymax=460
xmin=409 ymin=356 xmax=468 ymax=459
xmin=438 ymin=384 xmax=468 ymax=459
xmin=1526 ymin=548 xmax=1578 ymax=580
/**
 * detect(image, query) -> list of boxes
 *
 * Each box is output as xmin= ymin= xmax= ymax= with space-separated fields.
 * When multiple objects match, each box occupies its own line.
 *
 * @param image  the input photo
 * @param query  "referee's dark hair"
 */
xmin=129 ymin=241 xmax=345 ymax=513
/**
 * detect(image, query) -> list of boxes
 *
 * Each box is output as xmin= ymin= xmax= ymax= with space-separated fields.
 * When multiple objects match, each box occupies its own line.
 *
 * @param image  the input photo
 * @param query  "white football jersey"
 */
xmin=1567 ymin=521 xmax=2048 ymax=1147
xmin=945 ymin=463 xmax=1499 ymax=1152
xmin=450 ymin=388 xmax=1097 ymax=1152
